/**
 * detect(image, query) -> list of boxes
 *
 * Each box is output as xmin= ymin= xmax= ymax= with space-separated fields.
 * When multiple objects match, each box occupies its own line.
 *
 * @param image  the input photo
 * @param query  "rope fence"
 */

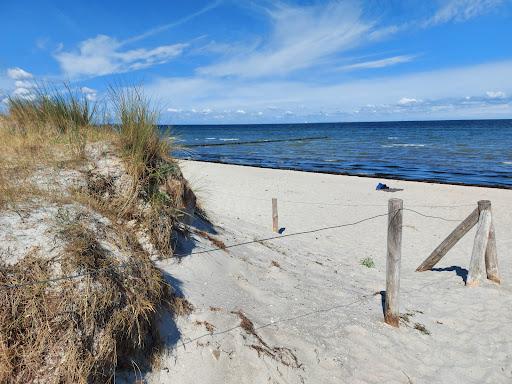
xmin=0 ymin=203 xmax=476 ymax=290
xmin=204 ymin=188 xmax=477 ymax=209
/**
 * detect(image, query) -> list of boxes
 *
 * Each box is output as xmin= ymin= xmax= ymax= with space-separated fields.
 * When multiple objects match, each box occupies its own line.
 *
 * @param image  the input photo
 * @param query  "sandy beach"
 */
xmin=142 ymin=160 xmax=512 ymax=384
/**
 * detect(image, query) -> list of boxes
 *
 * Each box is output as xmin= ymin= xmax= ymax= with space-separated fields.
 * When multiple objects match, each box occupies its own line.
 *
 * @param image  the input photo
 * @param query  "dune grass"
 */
xmin=108 ymin=87 xmax=186 ymax=255
xmin=0 ymin=84 xmax=192 ymax=383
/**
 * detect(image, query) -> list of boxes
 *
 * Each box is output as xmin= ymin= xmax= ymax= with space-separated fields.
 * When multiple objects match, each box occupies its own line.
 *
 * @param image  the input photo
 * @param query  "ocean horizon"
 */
xmin=167 ymin=119 xmax=512 ymax=189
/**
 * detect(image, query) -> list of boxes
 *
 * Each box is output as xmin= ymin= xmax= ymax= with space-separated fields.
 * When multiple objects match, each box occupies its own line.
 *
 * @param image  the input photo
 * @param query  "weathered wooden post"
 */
xmin=385 ymin=198 xmax=402 ymax=327
xmin=415 ymin=207 xmax=479 ymax=272
xmin=485 ymin=219 xmax=500 ymax=284
xmin=467 ymin=200 xmax=493 ymax=286
xmin=272 ymin=198 xmax=278 ymax=233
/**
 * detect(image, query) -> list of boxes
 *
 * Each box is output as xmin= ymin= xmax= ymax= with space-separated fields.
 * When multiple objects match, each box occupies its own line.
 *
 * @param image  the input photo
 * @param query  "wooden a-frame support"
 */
xmin=415 ymin=200 xmax=500 ymax=286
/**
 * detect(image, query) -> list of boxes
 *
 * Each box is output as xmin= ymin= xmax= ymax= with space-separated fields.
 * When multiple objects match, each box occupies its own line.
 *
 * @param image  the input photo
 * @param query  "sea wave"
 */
xmin=381 ymin=143 xmax=426 ymax=148
xmin=205 ymin=137 xmax=217 ymax=140
xmin=502 ymin=161 xmax=512 ymax=165
xmin=219 ymin=138 xmax=239 ymax=141
xmin=387 ymin=136 xmax=399 ymax=140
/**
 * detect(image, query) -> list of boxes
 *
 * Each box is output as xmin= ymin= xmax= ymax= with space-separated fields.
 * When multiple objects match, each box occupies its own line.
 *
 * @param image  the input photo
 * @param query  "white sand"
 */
xmin=147 ymin=161 xmax=512 ymax=384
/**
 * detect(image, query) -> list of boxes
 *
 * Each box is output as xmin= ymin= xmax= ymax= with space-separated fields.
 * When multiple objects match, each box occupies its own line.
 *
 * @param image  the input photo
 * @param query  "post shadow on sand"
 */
xmin=431 ymin=266 xmax=468 ymax=283
xmin=378 ymin=291 xmax=386 ymax=317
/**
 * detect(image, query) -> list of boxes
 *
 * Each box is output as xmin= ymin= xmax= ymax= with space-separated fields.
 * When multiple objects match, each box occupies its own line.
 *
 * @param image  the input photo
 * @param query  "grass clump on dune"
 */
xmin=7 ymin=83 xmax=95 ymax=134
xmin=7 ymin=83 xmax=97 ymax=158
xmin=109 ymin=87 xmax=192 ymax=255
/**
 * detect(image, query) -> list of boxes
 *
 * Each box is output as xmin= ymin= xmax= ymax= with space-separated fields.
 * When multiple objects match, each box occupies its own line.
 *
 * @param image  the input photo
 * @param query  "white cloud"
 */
xmin=423 ymin=0 xmax=504 ymax=27
xmin=338 ymin=55 xmax=416 ymax=71
xmin=14 ymin=80 xmax=34 ymax=88
xmin=7 ymin=67 xmax=33 ymax=80
xmin=398 ymin=97 xmax=421 ymax=105
xmin=486 ymin=90 xmax=506 ymax=99
xmin=167 ymin=108 xmax=183 ymax=113
xmin=4 ymin=68 xmax=37 ymax=100
xmin=148 ymin=60 xmax=512 ymax=122
xmin=198 ymin=1 xmax=371 ymax=78
xmin=80 ymin=86 xmax=97 ymax=101
xmin=54 ymin=35 xmax=187 ymax=77
xmin=235 ymin=109 xmax=246 ymax=114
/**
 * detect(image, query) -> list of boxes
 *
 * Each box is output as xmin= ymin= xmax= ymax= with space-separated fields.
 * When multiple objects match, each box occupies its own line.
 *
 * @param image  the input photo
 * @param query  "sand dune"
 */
xmin=147 ymin=161 xmax=512 ymax=384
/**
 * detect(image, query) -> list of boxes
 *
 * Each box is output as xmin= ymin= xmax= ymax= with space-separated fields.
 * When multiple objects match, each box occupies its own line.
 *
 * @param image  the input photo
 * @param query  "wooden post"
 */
xmin=485 ymin=219 xmax=500 ymax=284
xmin=467 ymin=200 xmax=492 ymax=287
xmin=416 ymin=208 xmax=479 ymax=272
xmin=385 ymin=198 xmax=402 ymax=328
xmin=272 ymin=198 xmax=278 ymax=233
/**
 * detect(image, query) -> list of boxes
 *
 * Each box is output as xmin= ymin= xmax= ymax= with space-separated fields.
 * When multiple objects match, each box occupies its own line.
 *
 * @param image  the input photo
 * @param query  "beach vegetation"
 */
xmin=360 ymin=257 xmax=375 ymax=268
xmin=0 ymin=83 xmax=195 ymax=382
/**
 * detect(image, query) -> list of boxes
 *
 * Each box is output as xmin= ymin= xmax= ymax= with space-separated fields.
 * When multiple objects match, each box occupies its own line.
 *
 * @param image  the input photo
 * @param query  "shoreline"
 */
xmin=175 ymin=157 xmax=512 ymax=190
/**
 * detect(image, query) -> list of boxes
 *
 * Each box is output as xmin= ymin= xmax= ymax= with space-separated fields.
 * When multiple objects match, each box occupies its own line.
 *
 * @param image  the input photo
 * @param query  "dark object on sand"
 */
xmin=376 ymin=182 xmax=403 ymax=193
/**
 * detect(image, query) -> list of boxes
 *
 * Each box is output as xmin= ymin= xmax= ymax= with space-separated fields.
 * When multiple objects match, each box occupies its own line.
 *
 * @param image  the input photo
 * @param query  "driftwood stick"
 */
xmin=272 ymin=198 xmax=278 ymax=233
xmin=467 ymin=201 xmax=492 ymax=287
xmin=385 ymin=198 xmax=402 ymax=328
xmin=416 ymin=207 xmax=479 ymax=272
xmin=485 ymin=213 xmax=500 ymax=284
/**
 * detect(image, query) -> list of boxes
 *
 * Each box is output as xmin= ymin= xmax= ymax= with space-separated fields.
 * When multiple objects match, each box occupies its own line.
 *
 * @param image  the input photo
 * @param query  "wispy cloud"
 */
xmin=370 ymin=0 xmax=505 ymax=41
xmin=198 ymin=1 xmax=372 ymax=78
xmin=337 ymin=54 xmax=417 ymax=71
xmin=52 ymin=1 xmax=222 ymax=78
xmin=121 ymin=0 xmax=222 ymax=45
xmin=423 ymin=0 xmax=504 ymax=27
xmin=54 ymin=35 xmax=187 ymax=78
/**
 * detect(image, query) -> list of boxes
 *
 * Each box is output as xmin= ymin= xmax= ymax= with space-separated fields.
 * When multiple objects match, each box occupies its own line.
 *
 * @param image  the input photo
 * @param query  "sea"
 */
xmin=165 ymin=119 xmax=512 ymax=188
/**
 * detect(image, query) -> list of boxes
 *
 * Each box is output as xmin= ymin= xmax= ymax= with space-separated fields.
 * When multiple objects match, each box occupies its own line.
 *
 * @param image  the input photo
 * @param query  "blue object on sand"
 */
xmin=376 ymin=182 xmax=389 ymax=190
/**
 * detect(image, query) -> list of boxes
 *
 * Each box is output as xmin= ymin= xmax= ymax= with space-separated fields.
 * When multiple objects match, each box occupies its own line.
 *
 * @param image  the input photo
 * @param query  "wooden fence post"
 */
xmin=416 ymin=208 xmax=479 ymax=272
xmin=385 ymin=198 xmax=402 ymax=327
xmin=467 ymin=200 xmax=492 ymax=287
xmin=485 ymin=219 xmax=500 ymax=284
xmin=272 ymin=198 xmax=278 ymax=233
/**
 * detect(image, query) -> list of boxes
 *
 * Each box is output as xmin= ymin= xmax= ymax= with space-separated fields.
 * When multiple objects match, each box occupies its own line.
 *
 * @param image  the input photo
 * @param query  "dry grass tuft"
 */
xmin=0 ymin=245 xmax=169 ymax=383
xmin=231 ymin=310 xmax=301 ymax=369
xmin=169 ymin=295 xmax=195 ymax=317
xmin=194 ymin=320 xmax=215 ymax=334
xmin=192 ymin=228 xmax=227 ymax=251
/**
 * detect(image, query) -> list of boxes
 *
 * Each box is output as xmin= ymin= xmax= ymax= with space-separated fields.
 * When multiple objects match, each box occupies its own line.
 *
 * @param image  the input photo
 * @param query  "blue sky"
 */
xmin=1 ymin=0 xmax=512 ymax=123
